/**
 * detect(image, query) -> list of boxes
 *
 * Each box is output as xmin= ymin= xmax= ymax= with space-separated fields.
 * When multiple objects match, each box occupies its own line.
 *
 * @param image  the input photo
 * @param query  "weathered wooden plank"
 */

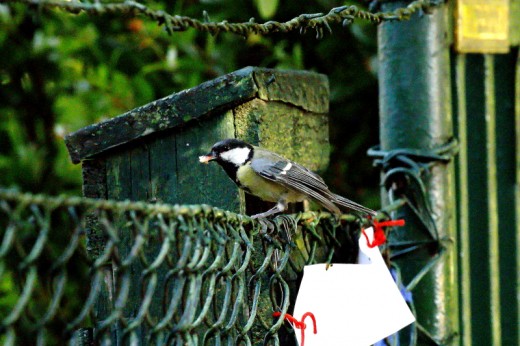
xmin=104 ymin=152 xmax=134 ymax=343
xmin=253 ymin=68 xmax=329 ymax=114
xmin=128 ymin=143 xmax=171 ymax=344
xmin=149 ymin=134 xmax=179 ymax=204
xmin=65 ymin=67 xmax=259 ymax=164
xmin=82 ymin=160 xmax=107 ymax=200
xmin=82 ymin=160 xmax=108 ymax=258
xmin=106 ymin=153 xmax=132 ymax=201
xmin=65 ymin=68 xmax=329 ymax=164
xmin=129 ymin=143 xmax=151 ymax=201
xmin=106 ymin=148 xmax=153 ymax=344
xmin=175 ymin=110 xmax=240 ymax=211
xmin=79 ymin=160 xmax=108 ymax=345
xmin=234 ymin=98 xmax=330 ymax=172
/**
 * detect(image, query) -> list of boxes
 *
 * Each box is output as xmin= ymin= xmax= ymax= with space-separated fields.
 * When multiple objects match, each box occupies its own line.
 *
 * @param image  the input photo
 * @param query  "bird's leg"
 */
xmin=251 ymin=200 xmax=287 ymax=219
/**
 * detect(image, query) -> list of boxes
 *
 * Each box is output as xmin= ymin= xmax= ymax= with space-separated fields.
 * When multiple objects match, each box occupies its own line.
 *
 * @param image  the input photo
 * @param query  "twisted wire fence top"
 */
xmin=4 ymin=0 xmax=444 ymax=38
xmin=0 ymin=188 xmax=363 ymax=345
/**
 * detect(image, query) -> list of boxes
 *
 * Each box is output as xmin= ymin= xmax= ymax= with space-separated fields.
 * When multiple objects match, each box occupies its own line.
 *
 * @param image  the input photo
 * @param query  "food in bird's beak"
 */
xmin=199 ymin=155 xmax=215 ymax=164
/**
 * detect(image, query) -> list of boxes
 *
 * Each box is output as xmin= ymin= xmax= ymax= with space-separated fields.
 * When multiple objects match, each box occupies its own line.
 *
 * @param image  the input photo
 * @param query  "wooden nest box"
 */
xmin=65 ymin=67 xmax=330 ymax=213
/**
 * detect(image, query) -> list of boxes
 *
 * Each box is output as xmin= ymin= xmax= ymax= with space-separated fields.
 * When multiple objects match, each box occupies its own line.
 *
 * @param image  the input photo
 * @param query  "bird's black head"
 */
xmin=199 ymin=138 xmax=254 ymax=184
xmin=199 ymin=138 xmax=254 ymax=166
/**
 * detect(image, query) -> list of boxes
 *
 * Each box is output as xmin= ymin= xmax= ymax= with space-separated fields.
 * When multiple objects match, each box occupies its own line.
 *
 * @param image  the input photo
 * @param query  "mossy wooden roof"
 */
xmin=65 ymin=66 xmax=328 ymax=164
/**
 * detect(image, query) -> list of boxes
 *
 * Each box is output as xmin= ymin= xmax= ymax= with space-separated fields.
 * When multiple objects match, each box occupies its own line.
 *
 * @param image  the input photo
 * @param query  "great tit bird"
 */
xmin=199 ymin=138 xmax=376 ymax=219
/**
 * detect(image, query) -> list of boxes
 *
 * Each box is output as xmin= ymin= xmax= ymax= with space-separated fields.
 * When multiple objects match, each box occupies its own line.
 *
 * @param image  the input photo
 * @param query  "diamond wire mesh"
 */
xmin=0 ymin=189 xmax=361 ymax=345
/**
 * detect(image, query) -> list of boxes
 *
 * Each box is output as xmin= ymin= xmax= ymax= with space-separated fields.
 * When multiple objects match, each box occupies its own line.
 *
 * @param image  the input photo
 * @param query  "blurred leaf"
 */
xmin=254 ymin=0 xmax=279 ymax=19
xmin=132 ymin=74 xmax=155 ymax=104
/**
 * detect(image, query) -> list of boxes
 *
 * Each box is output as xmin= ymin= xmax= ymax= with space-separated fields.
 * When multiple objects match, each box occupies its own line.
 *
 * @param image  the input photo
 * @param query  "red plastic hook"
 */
xmin=273 ymin=311 xmax=317 ymax=346
xmin=362 ymin=219 xmax=406 ymax=248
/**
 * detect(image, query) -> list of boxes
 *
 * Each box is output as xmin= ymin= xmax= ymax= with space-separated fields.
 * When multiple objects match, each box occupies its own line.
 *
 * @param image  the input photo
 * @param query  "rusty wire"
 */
xmin=3 ymin=0 xmax=444 ymax=38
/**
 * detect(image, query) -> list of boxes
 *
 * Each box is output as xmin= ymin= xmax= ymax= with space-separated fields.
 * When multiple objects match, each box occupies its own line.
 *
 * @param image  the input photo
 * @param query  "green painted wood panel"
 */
xmin=105 ymin=152 xmax=133 ymax=344
xmin=463 ymin=54 xmax=492 ymax=345
xmin=149 ymin=134 xmax=179 ymax=204
xmin=129 ymin=144 xmax=151 ymax=201
xmin=452 ymin=53 xmax=471 ymax=346
xmin=453 ymin=50 xmax=519 ymax=345
xmin=516 ymin=49 xmax=520 ymax=346
xmin=175 ymin=110 xmax=239 ymax=210
xmin=106 ymin=153 xmax=132 ymax=201
xmin=104 ymin=109 xmax=242 ymax=211
xmin=103 ymin=112 xmax=238 ymax=344
xmin=107 ymin=149 xmax=143 ymax=344
xmin=494 ymin=51 xmax=519 ymax=346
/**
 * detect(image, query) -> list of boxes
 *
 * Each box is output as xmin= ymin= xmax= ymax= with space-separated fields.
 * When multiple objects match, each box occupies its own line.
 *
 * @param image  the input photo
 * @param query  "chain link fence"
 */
xmin=0 ymin=188 xmax=363 ymax=345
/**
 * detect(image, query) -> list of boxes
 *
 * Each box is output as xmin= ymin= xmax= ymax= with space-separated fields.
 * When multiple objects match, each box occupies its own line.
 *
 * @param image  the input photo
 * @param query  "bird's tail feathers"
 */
xmin=332 ymin=194 xmax=377 ymax=216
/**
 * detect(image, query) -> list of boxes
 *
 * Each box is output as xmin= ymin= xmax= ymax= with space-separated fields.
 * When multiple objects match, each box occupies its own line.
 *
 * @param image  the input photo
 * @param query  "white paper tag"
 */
xmin=291 ymin=227 xmax=415 ymax=346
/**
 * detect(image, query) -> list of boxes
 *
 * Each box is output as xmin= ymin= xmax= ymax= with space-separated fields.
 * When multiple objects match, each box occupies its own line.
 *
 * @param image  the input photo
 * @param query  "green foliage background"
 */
xmin=0 ymin=0 xmax=379 ymax=341
xmin=0 ymin=0 xmax=379 ymax=205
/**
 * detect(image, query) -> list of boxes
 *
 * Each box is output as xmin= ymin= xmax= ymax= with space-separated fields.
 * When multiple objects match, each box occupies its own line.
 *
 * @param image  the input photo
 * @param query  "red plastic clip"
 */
xmin=273 ymin=311 xmax=317 ymax=346
xmin=362 ymin=219 xmax=405 ymax=248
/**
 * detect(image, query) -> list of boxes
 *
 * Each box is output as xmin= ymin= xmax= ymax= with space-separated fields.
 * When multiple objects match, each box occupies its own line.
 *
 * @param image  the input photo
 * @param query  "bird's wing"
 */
xmin=332 ymin=194 xmax=377 ymax=216
xmin=251 ymin=148 xmax=340 ymax=214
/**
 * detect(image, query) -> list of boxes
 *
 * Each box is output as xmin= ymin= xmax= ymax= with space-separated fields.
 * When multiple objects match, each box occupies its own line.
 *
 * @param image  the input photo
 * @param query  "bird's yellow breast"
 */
xmin=236 ymin=164 xmax=304 ymax=203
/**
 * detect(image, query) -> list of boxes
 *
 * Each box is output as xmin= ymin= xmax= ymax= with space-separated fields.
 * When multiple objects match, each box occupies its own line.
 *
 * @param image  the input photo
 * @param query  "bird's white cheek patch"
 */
xmin=220 ymin=147 xmax=251 ymax=166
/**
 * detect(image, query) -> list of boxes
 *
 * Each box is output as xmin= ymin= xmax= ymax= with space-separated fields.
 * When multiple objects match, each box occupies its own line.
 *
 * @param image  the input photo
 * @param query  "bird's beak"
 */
xmin=199 ymin=154 xmax=216 ymax=164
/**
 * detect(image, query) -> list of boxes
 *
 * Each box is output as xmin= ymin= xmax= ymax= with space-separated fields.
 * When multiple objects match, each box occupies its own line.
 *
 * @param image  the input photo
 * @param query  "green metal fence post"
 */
xmin=378 ymin=1 xmax=459 ymax=344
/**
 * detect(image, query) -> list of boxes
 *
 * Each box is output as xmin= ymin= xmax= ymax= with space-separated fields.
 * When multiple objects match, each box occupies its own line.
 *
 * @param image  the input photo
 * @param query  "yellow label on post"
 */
xmin=455 ymin=0 xmax=510 ymax=53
